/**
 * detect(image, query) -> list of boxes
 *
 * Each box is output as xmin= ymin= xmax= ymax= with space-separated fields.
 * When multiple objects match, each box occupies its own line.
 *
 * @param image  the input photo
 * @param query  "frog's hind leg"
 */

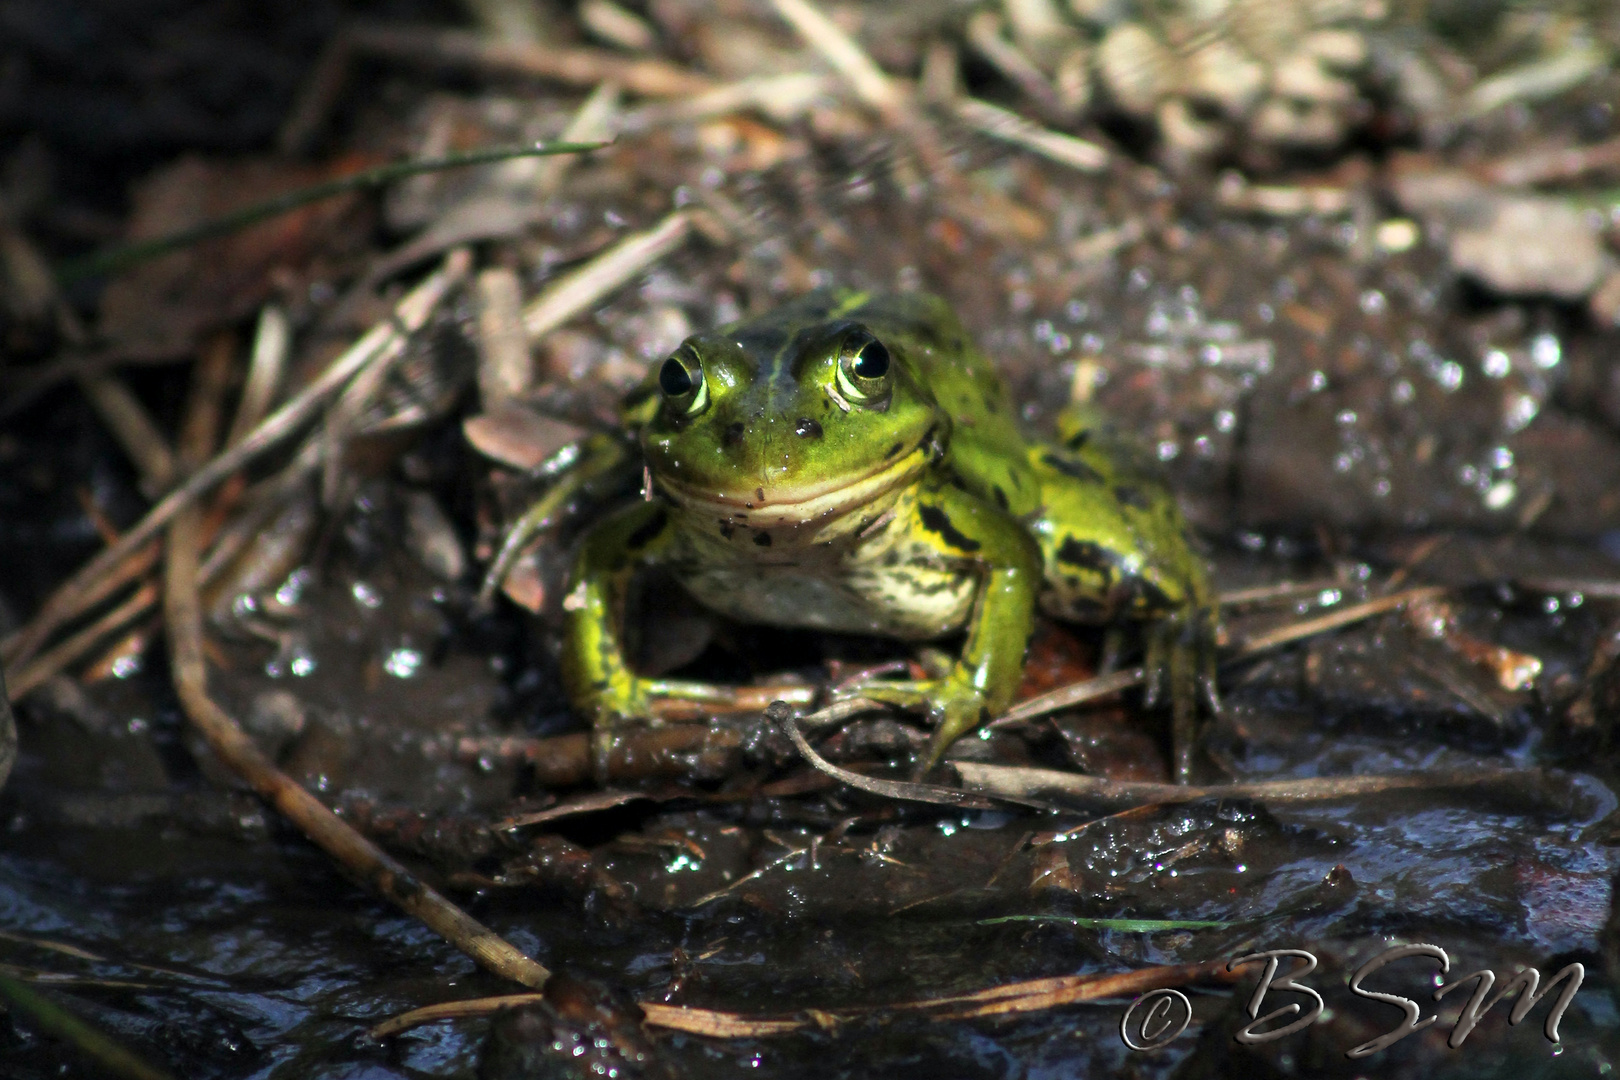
xmin=1144 ymin=610 xmax=1205 ymax=784
xmin=1029 ymin=438 xmax=1221 ymax=784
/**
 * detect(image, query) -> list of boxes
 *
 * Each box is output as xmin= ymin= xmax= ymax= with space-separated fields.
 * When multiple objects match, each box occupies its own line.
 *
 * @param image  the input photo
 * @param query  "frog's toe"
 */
xmin=834 ymin=676 xmax=992 ymax=773
xmin=1143 ymin=607 xmax=1221 ymax=784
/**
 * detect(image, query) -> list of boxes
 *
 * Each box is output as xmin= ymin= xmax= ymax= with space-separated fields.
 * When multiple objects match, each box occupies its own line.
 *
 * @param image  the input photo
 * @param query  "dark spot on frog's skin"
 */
xmin=753 ymin=531 xmax=772 ymax=547
xmin=627 ymin=507 xmax=668 ymax=551
xmin=885 ymin=441 xmax=904 ymax=459
xmin=1125 ymin=576 xmax=1175 ymax=614
xmin=756 ymin=487 xmax=766 ymax=503
xmin=1065 ymin=429 xmax=1091 ymax=451
xmin=718 ymin=521 xmax=735 ymax=540
xmin=723 ymin=421 xmax=746 ymax=446
xmin=1056 ymin=537 xmax=1117 ymax=576
xmin=1042 ymin=451 xmax=1104 ymax=485
xmin=796 ymin=417 xmax=823 ymax=438
xmin=992 ymin=486 xmax=1009 ymax=510
xmin=1114 ymin=485 xmax=1152 ymax=510
xmin=979 ymin=706 xmax=991 ymax=726
xmin=918 ymin=505 xmax=981 ymax=552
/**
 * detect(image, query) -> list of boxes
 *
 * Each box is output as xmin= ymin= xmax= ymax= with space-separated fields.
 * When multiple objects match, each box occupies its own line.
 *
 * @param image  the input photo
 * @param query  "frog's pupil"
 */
xmin=660 ymin=356 xmax=694 ymax=396
xmin=853 ymin=340 xmax=890 ymax=379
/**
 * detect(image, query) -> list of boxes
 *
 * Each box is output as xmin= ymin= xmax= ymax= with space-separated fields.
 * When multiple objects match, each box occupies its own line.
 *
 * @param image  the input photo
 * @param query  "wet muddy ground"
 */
xmin=4 ymin=1 xmax=1620 ymax=1077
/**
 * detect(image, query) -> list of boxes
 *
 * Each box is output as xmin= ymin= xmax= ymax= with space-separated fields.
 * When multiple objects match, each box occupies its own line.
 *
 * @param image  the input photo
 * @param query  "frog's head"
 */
xmin=640 ymin=297 xmax=946 ymax=531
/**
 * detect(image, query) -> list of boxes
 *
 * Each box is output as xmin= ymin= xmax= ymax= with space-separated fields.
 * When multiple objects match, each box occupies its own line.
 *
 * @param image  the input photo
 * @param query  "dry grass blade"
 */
xmin=495 ymin=790 xmax=653 ymax=831
xmin=953 ymin=762 xmax=1539 ymax=810
xmin=346 ymin=22 xmax=714 ymax=99
xmin=1232 ymin=586 xmax=1446 ymax=657
xmin=1216 ymin=579 xmax=1344 ymax=608
xmin=75 ymin=375 xmax=176 ymax=495
xmin=767 ymin=0 xmax=903 ymax=116
xmin=897 ymin=959 xmax=1235 ymax=1020
xmin=618 ymin=73 xmax=832 ymax=132
xmin=524 ymin=212 xmax=693 ymax=340
xmin=225 ymin=305 xmax=291 ymax=448
xmin=992 ymin=667 xmax=1143 ymax=727
xmin=952 ymin=98 xmax=1108 ymax=173
xmin=369 ymin=993 xmax=547 ymax=1039
xmin=9 ymin=252 xmax=470 ymax=675
xmin=638 ymin=1003 xmax=813 ymax=1037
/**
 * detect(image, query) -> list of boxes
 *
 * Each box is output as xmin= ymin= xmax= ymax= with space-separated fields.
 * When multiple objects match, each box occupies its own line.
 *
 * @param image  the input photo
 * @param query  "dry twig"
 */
xmin=952 ymin=762 xmax=1542 ymax=810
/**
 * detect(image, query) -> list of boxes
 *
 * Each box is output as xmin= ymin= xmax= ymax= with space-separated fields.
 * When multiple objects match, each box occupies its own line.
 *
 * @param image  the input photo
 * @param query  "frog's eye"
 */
xmin=836 ymin=330 xmax=893 ymax=408
xmin=658 ymin=350 xmax=708 ymax=414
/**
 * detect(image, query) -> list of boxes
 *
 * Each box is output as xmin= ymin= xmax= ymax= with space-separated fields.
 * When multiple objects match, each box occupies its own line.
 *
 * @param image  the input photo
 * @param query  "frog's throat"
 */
xmin=656 ymin=444 xmax=930 ymax=528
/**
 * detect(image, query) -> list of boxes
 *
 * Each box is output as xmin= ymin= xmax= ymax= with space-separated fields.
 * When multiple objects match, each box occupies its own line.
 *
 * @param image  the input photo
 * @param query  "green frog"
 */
xmin=494 ymin=289 xmax=1218 ymax=781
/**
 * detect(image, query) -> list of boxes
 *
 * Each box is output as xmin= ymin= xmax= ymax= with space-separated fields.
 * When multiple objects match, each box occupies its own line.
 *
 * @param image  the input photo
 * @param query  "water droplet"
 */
xmin=1214 ymin=409 xmax=1236 ymax=433
xmin=1156 ymin=440 xmax=1180 ymax=462
xmin=1531 ymin=332 xmax=1561 ymax=369
xmin=1435 ymin=360 xmax=1464 ymax=392
xmin=112 ymin=655 xmax=142 ymax=679
xmin=1359 ymin=289 xmax=1386 ymax=315
xmin=351 ymin=581 xmax=382 ymax=609
xmin=1482 ymin=349 xmax=1511 ymax=378
xmin=1483 ymin=480 xmax=1516 ymax=510
xmin=290 ymin=653 xmax=316 ymax=678
xmin=384 ymin=648 xmax=423 ymax=678
xmin=1504 ymin=393 xmax=1539 ymax=432
xmin=1336 ymin=409 xmax=1358 ymax=426
xmin=1391 ymin=379 xmax=1414 ymax=405
xmin=275 ymin=567 xmax=312 ymax=608
xmin=1490 ymin=446 xmax=1514 ymax=471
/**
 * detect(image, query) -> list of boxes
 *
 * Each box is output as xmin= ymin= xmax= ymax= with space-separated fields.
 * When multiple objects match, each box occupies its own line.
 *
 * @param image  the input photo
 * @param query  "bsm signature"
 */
xmin=1120 ymin=944 xmax=1585 ymax=1057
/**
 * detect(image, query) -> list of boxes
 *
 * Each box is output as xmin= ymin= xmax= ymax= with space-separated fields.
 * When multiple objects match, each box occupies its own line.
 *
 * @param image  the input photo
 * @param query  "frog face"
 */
xmin=643 ymin=313 xmax=944 ymax=531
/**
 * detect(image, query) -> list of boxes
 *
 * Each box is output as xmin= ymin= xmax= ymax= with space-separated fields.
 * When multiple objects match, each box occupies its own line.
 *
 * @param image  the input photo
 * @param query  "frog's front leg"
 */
xmin=560 ymin=502 xmax=727 ymax=777
xmin=836 ymin=483 xmax=1043 ymax=772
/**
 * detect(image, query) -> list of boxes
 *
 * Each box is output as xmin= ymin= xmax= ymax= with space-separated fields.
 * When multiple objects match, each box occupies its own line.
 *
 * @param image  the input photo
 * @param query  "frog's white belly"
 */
xmin=676 ymin=556 xmax=977 ymax=640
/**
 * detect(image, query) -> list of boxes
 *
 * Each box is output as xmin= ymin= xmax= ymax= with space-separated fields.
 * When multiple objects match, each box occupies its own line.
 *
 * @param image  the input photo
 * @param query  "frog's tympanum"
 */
xmin=540 ymin=289 xmax=1218 ymax=780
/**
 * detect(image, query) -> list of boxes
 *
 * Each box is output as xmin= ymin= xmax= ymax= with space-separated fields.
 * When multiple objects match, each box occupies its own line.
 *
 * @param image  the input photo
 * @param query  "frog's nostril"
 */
xmin=795 ymin=417 xmax=822 ymax=438
xmin=722 ymin=421 xmax=746 ymax=446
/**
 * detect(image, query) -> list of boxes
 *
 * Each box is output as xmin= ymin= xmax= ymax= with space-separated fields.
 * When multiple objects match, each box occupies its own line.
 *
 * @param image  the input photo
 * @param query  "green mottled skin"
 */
xmin=557 ymin=289 xmax=1217 ymax=778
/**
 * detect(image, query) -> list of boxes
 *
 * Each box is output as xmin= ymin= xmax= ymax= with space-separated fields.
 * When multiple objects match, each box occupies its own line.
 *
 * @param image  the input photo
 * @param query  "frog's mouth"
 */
xmin=657 ymin=442 xmax=930 ymax=528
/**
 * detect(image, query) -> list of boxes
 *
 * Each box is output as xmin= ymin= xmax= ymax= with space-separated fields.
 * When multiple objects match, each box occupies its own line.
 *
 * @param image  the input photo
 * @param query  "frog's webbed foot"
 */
xmin=1142 ymin=604 xmax=1221 ymax=784
xmin=583 ymin=678 xmax=737 ymax=780
xmin=831 ymin=674 xmax=992 ymax=776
